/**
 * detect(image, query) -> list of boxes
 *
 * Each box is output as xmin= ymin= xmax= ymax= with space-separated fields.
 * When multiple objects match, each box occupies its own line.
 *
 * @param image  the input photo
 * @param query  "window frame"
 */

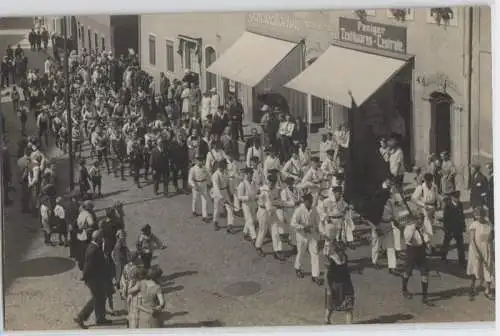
xmin=165 ymin=39 xmax=175 ymax=73
xmin=426 ymin=7 xmax=459 ymax=27
xmin=386 ymin=8 xmax=415 ymax=21
xmin=148 ymin=34 xmax=157 ymax=66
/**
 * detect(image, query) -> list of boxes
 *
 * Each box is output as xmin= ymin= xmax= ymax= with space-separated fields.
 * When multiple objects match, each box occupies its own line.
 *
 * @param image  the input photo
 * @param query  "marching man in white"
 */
xmin=318 ymin=186 xmax=355 ymax=255
xmin=211 ymin=159 xmax=235 ymax=233
xmin=255 ymin=170 xmax=285 ymax=261
xmin=237 ymin=167 xmax=258 ymax=244
xmin=290 ymin=193 xmax=322 ymax=285
xmin=281 ymin=151 xmax=303 ymax=184
xmin=226 ymin=154 xmax=242 ymax=215
xmin=300 ymin=156 xmax=325 ymax=205
xmin=372 ymin=178 xmax=402 ymax=274
xmin=278 ymin=176 xmax=301 ymax=250
xmin=188 ymin=155 xmax=212 ymax=222
xmin=411 ymin=172 xmax=439 ymax=238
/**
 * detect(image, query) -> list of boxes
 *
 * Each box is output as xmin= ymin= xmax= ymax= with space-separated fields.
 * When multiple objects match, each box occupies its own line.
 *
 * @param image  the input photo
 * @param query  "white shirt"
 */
xmin=412 ymin=182 xmax=438 ymax=207
xmin=40 ymin=204 xmax=50 ymax=221
xmin=278 ymin=121 xmax=295 ymax=137
xmin=290 ymin=203 xmax=320 ymax=237
xmin=211 ymin=170 xmax=230 ymax=201
xmin=281 ymin=158 xmax=302 ymax=181
xmin=404 ymin=224 xmax=429 ymax=246
xmin=237 ymin=179 xmax=258 ymax=203
xmin=263 ymin=156 xmax=280 ymax=177
xmin=188 ymin=165 xmax=210 ymax=187
xmin=54 ymin=204 xmax=65 ymax=219
xmin=388 ymin=147 xmax=405 ymax=177
xmin=246 ymin=146 xmax=262 ymax=168
xmin=44 ymin=59 xmax=51 ymax=74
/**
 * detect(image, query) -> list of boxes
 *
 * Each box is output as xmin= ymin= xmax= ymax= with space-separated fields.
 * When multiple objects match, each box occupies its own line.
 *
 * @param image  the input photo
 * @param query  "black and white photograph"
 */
xmin=0 ymin=4 xmax=495 ymax=332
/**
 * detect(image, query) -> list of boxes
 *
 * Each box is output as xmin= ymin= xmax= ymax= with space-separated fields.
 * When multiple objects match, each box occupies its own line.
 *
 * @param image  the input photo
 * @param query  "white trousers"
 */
xmin=294 ymin=232 xmax=320 ymax=277
xmin=241 ymin=202 xmax=257 ymax=239
xmin=213 ymin=197 xmax=234 ymax=227
xmin=276 ymin=208 xmax=297 ymax=245
xmin=256 ymin=208 xmax=282 ymax=252
xmin=371 ymin=224 xmax=397 ymax=269
xmin=191 ymin=184 xmax=210 ymax=218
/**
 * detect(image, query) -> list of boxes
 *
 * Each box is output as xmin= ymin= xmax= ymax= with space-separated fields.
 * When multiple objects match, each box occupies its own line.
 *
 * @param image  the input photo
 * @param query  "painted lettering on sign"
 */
xmin=339 ymin=17 xmax=407 ymax=54
xmin=247 ymin=13 xmax=300 ymax=30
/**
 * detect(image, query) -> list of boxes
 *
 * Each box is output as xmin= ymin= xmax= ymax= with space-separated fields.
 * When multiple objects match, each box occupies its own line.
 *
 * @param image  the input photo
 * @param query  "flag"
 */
xmin=343 ymin=95 xmax=391 ymax=226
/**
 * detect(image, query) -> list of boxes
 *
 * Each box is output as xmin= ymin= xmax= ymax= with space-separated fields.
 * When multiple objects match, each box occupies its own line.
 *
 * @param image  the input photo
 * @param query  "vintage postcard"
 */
xmin=0 ymin=6 xmax=494 ymax=331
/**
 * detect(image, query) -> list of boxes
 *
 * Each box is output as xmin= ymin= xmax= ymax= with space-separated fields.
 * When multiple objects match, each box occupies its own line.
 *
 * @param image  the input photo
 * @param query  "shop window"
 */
xmin=427 ymin=8 xmax=459 ymax=27
xmin=387 ymin=8 xmax=414 ymax=21
xmin=205 ymin=46 xmax=217 ymax=91
xmin=148 ymin=34 xmax=156 ymax=65
xmin=311 ymin=96 xmax=325 ymax=124
xmin=165 ymin=40 xmax=174 ymax=72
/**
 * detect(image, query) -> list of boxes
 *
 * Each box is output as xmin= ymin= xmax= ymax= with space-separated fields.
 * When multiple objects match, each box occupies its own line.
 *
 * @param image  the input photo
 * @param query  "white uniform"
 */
xmin=318 ymin=194 xmax=354 ymax=254
xmin=211 ymin=170 xmax=234 ymax=227
xmin=371 ymin=196 xmax=399 ymax=269
xmin=255 ymin=185 xmax=283 ymax=252
xmin=281 ymin=158 xmax=302 ymax=184
xmin=300 ymin=167 xmax=324 ymax=203
xmin=188 ymin=164 xmax=212 ymax=218
xmin=227 ymin=160 xmax=241 ymax=212
xmin=411 ymin=182 xmax=439 ymax=237
xmin=278 ymin=186 xmax=300 ymax=245
xmin=290 ymin=203 xmax=320 ymax=278
xmin=237 ymin=179 xmax=258 ymax=240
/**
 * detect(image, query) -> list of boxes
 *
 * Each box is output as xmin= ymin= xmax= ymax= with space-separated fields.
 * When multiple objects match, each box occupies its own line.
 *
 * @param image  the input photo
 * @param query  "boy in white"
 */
xmin=255 ymin=172 xmax=284 ymax=261
xmin=211 ymin=159 xmax=234 ymax=233
xmin=300 ymin=156 xmax=324 ymax=204
xmin=290 ymin=193 xmax=322 ymax=285
xmin=411 ymin=173 xmax=439 ymax=237
xmin=278 ymin=177 xmax=301 ymax=249
xmin=237 ymin=167 xmax=258 ymax=243
xmin=281 ymin=151 xmax=303 ymax=184
xmin=226 ymin=155 xmax=242 ymax=214
xmin=188 ymin=156 xmax=212 ymax=222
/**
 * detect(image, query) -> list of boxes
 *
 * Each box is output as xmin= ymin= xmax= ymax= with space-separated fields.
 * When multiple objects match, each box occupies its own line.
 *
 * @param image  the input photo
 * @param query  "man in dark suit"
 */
xmin=74 ymin=230 xmax=111 ymax=328
xmin=170 ymin=134 xmax=190 ymax=194
xmin=469 ymin=164 xmax=488 ymax=209
xmin=441 ymin=190 xmax=466 ymax=267
xmin=150 ymin=140 xmax=170 ymax=196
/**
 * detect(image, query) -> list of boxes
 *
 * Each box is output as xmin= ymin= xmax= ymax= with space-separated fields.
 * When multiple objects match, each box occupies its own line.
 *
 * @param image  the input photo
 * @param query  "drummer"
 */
xmin=281 ymin=150 xmax=303 ymax=184
xmin=300 ymin=156 xmax=324 ymax=205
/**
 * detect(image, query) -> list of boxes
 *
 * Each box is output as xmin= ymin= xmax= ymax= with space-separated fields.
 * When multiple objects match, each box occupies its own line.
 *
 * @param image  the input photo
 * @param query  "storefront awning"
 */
xmin=285 ymin=45 xmax=408 ymax=107
xmin=207 ymin=32 xmax=298 ymax=87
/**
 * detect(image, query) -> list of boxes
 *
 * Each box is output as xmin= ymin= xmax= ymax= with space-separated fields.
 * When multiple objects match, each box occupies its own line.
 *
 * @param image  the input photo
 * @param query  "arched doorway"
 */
xmin=205 ymin=47 xmax=217 ymax=92
xmin=429 ymin=92 xmax=453 ymax=155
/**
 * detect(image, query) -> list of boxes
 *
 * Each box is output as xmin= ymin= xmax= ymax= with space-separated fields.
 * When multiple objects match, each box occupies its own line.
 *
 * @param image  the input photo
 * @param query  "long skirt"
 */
xmin=325 ymin=280 xmax=355 ymax=312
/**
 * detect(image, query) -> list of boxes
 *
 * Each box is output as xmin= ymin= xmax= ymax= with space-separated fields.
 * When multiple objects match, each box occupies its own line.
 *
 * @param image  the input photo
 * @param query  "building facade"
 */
xmin=45 ymin=15 xmax=139 ymax=56
xmin=240 ymin=7 xmax=491 ymax=188
xmin=139 ymin=12 xmax=246 ymax=100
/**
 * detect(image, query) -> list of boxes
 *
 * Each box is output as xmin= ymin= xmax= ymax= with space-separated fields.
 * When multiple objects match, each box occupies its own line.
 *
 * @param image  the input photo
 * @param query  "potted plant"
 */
xmin=354 ymin=9 xmax=367 ymax=21
xmin=390 ymin=8 xmax=407 ymax=22
xmin=430 ymin=7 xmax=454 ymax=25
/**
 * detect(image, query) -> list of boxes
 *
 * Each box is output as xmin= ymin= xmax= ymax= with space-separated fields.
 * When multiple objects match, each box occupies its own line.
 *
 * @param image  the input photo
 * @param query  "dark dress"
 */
xmin=325 ymin=255 xmax=355 ymax=311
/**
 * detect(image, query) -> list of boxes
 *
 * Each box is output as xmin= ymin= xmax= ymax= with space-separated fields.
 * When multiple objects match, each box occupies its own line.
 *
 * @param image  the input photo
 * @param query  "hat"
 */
xmin=55 ymin=196 xmax=63 ymax=204
xmin=267 ymin=173 xmax=278 ymax=183
xmin=82 ymin=200 xmax=93 ymax=209
xmin=141 ymin=224 xmax=151 ymax=233
xmin=260 ymin=104 xmax=270 ymax=112
xmin=326 ymin=149 xmax=335 ymax=155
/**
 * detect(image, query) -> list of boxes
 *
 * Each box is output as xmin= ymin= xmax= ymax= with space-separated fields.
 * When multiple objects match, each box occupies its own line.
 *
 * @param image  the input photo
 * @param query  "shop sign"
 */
xmin=339 ymin=17 xmax=407 ymax=54
xmin=246 ymin=12 xmax=337 ymax=33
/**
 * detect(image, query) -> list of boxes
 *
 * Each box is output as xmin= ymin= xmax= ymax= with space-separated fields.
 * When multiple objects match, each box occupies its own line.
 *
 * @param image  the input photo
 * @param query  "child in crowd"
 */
xmin=89 ymin=160 xmax=102 ymax=197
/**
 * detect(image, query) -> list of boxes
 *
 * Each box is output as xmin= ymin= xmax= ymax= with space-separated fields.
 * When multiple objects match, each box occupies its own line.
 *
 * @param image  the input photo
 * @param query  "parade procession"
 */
xmin=0 ymin=11 xmax=495 ymax=331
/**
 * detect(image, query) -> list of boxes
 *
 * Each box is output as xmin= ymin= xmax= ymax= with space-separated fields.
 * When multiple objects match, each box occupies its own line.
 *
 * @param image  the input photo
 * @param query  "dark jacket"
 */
xmin=169 ymin=140 xmax=189 ymax=167
xmin=150 ymin=147 xmax=169 ymax=171
xmin=469 ymin=172 xmax=488 ymax=208
xmin=442 ymin=200 xmax=466 ymax=233
xmin=82 ymin=242 xmax=108 ymax=284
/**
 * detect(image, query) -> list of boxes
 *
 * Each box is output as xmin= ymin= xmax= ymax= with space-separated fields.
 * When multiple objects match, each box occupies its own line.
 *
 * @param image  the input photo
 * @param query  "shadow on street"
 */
xmin=356 ymin=313 xmax=414 ymax=324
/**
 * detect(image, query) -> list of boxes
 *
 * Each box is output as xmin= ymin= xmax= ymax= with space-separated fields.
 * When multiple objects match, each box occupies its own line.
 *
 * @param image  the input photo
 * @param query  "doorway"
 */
xmin=430 ymin=92 xmax=452 ymax=156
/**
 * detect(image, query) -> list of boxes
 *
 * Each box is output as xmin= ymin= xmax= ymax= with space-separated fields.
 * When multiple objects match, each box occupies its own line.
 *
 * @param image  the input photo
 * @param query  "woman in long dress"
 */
xmin=324 ymin=240 xmax=355 ymax=324
xmin=122 ymin=256 xmax=145 ymax=329
xmin=467 ymin=207 xmax=495 ymax=301
xmin=135 ymin=267 xmax=166 ymax=328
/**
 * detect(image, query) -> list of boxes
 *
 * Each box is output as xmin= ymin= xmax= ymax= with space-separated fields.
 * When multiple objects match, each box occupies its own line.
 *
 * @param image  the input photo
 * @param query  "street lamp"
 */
xmin=62 ymin=16 xmax=74 ymax=191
